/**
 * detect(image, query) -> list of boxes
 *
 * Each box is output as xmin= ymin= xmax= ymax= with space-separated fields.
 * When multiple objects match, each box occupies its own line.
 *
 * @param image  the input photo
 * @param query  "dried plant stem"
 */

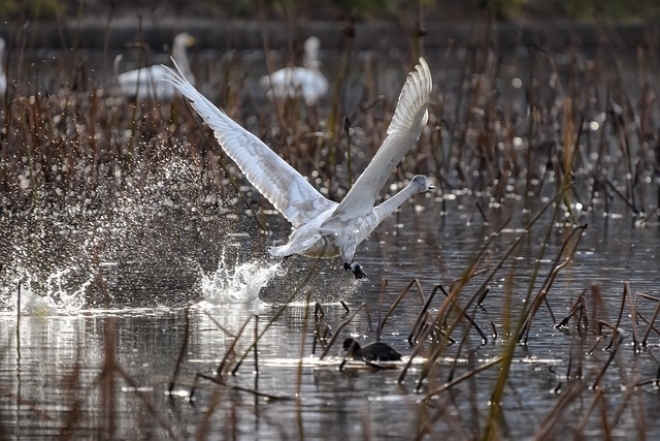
xmin=408 ymin=284 xmax=443 ymax=344
xmin=422 ymin=356 xmax=502 ymax=402
xmin=532 ymin=380 xmax=583 ymax=439
xmin=113 ymin=363 xmax=176 ymax=438
xmin=635 ymin=292 xmax=660 ymax=344
xmin=377 ymin=278 xmax=425 ymax=340
xmin=296 ymin=292 xmax=313 ymax=439
xmin=592 ymin=332 xmax=624 ymax=389
xmin=483 ymin=188 xmax=570 ymax=439
xmin=520 ymin=224 xmax=587 ymax=344
xmin=168 ymin=306 xmax=190 ymax=394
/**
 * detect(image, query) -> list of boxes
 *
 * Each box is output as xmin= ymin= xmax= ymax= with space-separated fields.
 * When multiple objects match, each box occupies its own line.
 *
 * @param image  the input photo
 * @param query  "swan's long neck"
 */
xmin=373 ymin=182 xmax=423 ymax=222
xmin=172 ymin=42 xmax=193 ymax=84
xmin=303 ymin=45 xmax=319 ymax=69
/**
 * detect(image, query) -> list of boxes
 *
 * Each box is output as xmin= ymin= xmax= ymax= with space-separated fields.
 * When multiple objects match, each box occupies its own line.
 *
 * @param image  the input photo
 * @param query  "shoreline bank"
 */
xmin=0 ymin=18 xmax=655 ymax=52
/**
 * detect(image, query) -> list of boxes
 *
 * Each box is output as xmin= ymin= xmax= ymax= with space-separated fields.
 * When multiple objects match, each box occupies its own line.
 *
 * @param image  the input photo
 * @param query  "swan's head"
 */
xmin=410 ymin=175 xmax=435 ymax=193
xmin=174 ymin=32 xmax=196 ymax=49
xmin=303 ymin=36 xmax=321 ymax=68
xmin=304 ymin=36 xmax=320 ymax=56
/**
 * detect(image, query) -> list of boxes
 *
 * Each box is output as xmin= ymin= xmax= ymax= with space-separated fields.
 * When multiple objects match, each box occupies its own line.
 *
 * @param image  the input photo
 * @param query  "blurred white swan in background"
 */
xmin=260 ymin=36 xmax=329 ymax=105
xmin=0 ymin=38 xmax=6 ymax=95
xmin=164 ymin=58 xmax=433 ymax=279
xmin=117 ymin=32 xmax=195 ymax=100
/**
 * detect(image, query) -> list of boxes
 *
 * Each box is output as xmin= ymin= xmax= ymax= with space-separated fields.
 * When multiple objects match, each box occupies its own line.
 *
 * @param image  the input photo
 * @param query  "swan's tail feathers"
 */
xmin=387 ymin=57 xmax=432 ymax=135
xmin=269 ymin=244 xmax=292 ymax=257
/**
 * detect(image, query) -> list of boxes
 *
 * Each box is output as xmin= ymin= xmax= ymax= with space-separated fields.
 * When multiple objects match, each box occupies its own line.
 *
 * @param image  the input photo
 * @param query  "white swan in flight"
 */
xmin=117 ymin=32 xmax=195 ymax=100
xmin=260 ymin=36 xmax=329 ymax=105
xmin=0 ymin=38 xmax=6 ymax=95
xmin=164 ymin=57 xmax=433 ymax=279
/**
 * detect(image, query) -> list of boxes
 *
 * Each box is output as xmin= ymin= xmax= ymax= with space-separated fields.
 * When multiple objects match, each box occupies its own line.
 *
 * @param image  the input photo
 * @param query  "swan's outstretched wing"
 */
xmin=326 ymin=58 xmax=432 ymax=223
xmin=163 ymin=63 xmax=336 ymax=227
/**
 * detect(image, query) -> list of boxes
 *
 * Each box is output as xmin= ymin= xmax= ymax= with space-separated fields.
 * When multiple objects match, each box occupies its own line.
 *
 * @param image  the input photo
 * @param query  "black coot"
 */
xmin=342 ymin=338 xmax=401 ymax=362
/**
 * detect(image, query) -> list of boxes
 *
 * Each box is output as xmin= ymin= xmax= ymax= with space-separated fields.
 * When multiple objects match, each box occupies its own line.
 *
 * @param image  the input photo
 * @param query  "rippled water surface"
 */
xmin=2 ymin=190 xmax=660 ymax=439
xmin=2 ymin=43 xmax=660 ymax=439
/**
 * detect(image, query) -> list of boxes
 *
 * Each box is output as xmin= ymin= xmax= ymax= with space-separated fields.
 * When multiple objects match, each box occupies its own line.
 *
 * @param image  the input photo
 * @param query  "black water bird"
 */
xmin=342 ymin=338 xmax=402 ymax=362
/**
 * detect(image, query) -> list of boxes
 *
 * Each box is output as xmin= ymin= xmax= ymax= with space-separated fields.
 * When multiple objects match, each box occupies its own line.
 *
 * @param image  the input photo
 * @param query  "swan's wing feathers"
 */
xmin=386 ymin=58 xmax=432 ymax=136
xmin=327 ymin=58 xmax=432 ymax=222
xmin=162 ymin=63 xmax=335 ymax=227
xmin=214 ymin=125 xmax=336 ymax=226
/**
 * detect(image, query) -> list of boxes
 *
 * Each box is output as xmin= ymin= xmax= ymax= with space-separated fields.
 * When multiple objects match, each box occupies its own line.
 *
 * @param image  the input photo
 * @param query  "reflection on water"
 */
xmin=2 ymin=40 xmax=660 ymax=439
xmin=2 ymin=191 xmax=660 ymax=438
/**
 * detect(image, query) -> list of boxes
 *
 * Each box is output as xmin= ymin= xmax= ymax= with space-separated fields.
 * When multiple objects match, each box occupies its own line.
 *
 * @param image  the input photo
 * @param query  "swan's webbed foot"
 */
xmin=344 ymin=262 xmax=367 ymax=279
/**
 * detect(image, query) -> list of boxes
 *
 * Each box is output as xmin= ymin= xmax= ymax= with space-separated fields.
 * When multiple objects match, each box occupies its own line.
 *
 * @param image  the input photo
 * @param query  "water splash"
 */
xmin=0 ymin=152 xmax=267 ymax=311
xmin=200 ymin=253 xmax=283 ymax=304
xmin=2 ymin=266 xmax=93 ymax=315
xmin=44 ymin=267 xmax=94 ymax=312
xmin=10 ymin=282 xmax=58 ymax=316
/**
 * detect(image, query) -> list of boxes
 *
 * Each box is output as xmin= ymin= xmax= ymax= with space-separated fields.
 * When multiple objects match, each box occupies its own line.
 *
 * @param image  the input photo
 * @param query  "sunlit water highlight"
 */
xmin=3 ymin=188 xmax=660 ymax=439
xmin=2 ymin=52 xmax=660 ymax=439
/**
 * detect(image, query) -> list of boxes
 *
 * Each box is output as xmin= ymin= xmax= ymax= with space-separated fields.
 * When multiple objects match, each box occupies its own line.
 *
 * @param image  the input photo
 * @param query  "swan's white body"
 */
xmin=164 ymin=58 xmax=433 ymax=278
xmin=260 ymin=36 xmax=329 ymax=105
xmin=117 ymin=33 xmax=195 ymax=100
xmin=0 ymin=38 xmax=6 ymax=95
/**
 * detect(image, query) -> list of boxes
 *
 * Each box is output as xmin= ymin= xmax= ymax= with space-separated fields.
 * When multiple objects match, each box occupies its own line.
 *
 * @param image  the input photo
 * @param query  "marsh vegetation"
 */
xmin=1 ymin=16 xmax=660 ymax=440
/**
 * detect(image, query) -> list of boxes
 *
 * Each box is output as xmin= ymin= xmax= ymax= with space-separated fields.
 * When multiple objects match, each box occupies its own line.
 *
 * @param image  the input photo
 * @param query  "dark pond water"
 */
xmin=2 ymin=189 xmax=660 ymax=439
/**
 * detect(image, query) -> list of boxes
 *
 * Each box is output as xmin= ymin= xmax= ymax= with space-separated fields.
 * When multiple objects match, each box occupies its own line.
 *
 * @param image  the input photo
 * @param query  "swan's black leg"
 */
xmin=344 ymin=262 xmax=366 ymax=279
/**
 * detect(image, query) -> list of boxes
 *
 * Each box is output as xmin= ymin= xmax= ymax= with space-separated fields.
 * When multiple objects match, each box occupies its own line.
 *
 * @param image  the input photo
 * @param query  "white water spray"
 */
xmin=200 ymin=253 xmax=283 ymax=304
